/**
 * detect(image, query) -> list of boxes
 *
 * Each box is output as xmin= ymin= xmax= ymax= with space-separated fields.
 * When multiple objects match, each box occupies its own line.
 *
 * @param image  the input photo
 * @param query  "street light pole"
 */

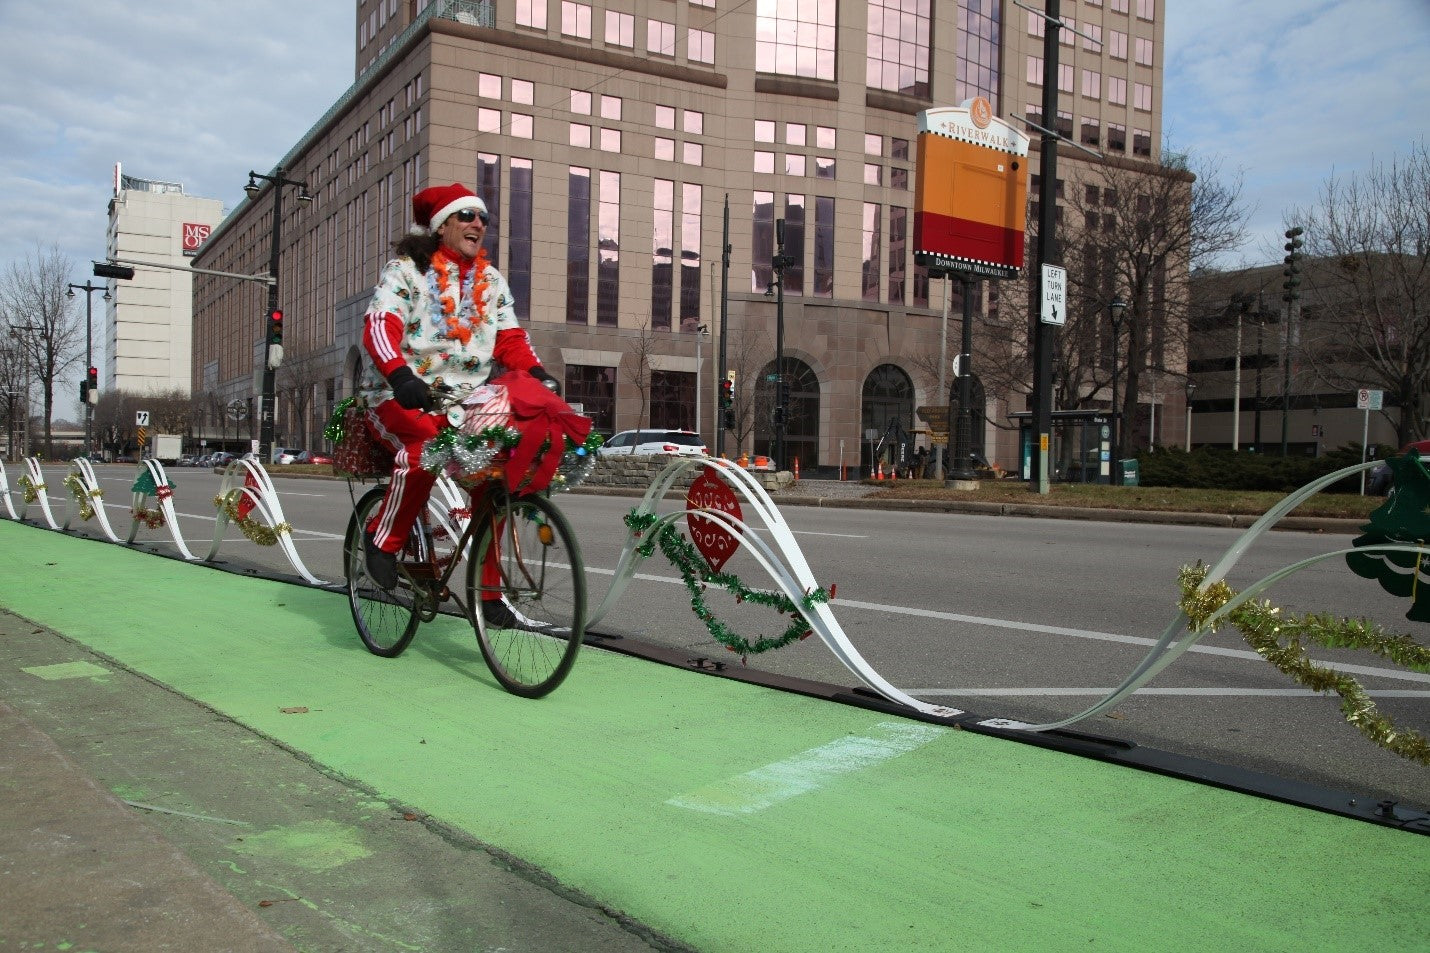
xmin=948 ymin=274 xmax=978 ymax=483
xmin=771 ymin=218 xmax=794 ymax=472
xmin=1108 ymin=296 xmax=1127 ymax=468
xmin=1185 ymin=381 xmax=1197 ymax=451
xmin=694 ymin=324 xmax=709 ymax=436
xmin=66 ymin=280 xmax=108 ymax=454
xmin=244 ymin=168 xmax=312 ymax=464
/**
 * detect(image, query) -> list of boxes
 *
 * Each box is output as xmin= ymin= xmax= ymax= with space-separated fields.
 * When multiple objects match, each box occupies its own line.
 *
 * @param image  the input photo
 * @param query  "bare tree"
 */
xmin=0 ymin=244 xmax=84 ymax=456
xmin=1293 ymin=140 xmax=1430 ymax=444
xmin=622 ymin=320 xmax=657 ymax=429
xmin=276 ymin=342 xmax=335 ymax=449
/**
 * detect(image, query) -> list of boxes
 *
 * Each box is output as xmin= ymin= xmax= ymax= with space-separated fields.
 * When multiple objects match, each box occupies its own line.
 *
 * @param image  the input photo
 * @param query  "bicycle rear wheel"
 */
xmin=345 ymin=485 xmax=420 ymax=658
xmin=466 ymin=491 xmax=584 ymax=698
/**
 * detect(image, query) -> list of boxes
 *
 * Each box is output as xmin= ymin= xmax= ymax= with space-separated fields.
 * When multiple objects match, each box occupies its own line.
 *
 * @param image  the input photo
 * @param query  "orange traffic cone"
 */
xmin=793 ymin=457 xmax=800 ymax=482
xmin=876 ymin=461 xmax=884 ymax=481
xmin=890 ymin=463 xmax=897 ymax=482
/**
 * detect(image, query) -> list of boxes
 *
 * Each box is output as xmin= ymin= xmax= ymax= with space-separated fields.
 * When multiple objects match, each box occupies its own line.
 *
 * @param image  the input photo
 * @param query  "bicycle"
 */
xmin=339 ymin=387 xmax=586 ymax=698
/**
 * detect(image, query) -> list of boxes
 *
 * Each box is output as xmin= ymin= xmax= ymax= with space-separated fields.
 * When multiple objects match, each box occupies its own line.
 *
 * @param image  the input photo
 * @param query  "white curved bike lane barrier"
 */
xmin=62 ymin=457 xmax=122 ymax=542
xmin=206 ymin=458 xmax=326 ymax=585
xmin=0 ymin=461 xmax=17 ymax=520
xmin=16 ymin=457 xmax=60 ymax=529
xmin=126 ymin=459 xmax=197 ymax=559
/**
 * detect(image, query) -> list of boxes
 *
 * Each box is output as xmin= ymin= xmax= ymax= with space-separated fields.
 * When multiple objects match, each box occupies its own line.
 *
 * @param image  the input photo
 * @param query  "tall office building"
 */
xmin=193 ymin=0 xmax=1172 ymax=471
xmin=105 ymin=167 xmax=223 ymax=395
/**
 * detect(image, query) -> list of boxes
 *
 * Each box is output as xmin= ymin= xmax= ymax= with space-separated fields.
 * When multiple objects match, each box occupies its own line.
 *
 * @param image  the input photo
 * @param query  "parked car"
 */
xmin=271 ymin=446 xmax=298 ymax=465
xmin=294 ymin=449 xmax=334 ymax=465
xmin=1367 ymin=439 xmax=1430 ymax=495
xmin=209 ymin=451 xmax=239 ymax=470
xmin=598 ymin=429 xmax=707 ymax=458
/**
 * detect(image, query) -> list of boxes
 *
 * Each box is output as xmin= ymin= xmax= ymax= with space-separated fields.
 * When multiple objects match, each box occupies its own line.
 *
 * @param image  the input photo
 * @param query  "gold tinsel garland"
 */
xmin=1179 ymin=564 xmax=1430 ymax=766
xmin=212 ymin=493 xmax=287 ymax=546
xmin=63 ymin=474 xmax=102 ymax=521
xmin=17 ymin=475 xmax=44 ymax=503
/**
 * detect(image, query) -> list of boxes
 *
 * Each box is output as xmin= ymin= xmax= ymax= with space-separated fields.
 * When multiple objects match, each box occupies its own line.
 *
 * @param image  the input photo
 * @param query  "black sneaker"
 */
xmin=363 ymin=531 xmax=399 ymax=590
xmin=481 ymin=598 xmax=568 ymax=636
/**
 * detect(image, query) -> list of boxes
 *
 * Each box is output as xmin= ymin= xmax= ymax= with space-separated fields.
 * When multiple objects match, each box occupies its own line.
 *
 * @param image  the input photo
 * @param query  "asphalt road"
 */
xmin=29 ymin=463 xmax=1430 ymax=812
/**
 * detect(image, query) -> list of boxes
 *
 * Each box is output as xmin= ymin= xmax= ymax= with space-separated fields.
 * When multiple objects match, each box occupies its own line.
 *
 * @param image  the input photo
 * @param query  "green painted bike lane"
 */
xmin=2 ymin=520 xmax=1426 ymax=953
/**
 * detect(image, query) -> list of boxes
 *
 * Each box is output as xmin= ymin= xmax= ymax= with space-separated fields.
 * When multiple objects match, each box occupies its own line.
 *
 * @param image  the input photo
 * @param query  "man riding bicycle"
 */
xmin=359 ymin=182 xmax=590 ymax=628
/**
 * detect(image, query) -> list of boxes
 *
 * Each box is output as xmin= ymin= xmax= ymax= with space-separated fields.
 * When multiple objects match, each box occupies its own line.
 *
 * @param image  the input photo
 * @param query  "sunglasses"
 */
xmin=455 ymin=208 xmax=489 ymax=225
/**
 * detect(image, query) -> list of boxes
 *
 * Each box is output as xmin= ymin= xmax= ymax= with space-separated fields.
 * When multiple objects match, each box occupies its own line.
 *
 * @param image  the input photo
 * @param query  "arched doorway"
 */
xmin=861 ymin=364 xmax=914 ymax=476
xmin=754 ymin=358 xmax=819 ymax=470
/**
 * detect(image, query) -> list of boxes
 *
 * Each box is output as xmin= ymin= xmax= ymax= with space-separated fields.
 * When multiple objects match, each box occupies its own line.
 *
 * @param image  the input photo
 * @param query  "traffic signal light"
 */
xmin=79 ymin=379 xmax=88 ymax=404
xmin=86 ymin=366 xmax=98 ymax=405
xmin=720 ymin=373 xmax=734 ymax=409
xmin=1282 ymin=227 xmax=1304 ymax=304
xmin=724 ymin=409 xmax=735 ymax=430
xmin=92 ymin=262 xmax=135 ymax=280
xmin=268 ymin=309 xmax=284 ymax=346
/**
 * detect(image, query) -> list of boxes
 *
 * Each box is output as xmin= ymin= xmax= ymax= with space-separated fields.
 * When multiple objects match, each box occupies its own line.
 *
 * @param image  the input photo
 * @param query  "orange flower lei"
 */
xmin=430 ymin=247 xmax=491 ymax=346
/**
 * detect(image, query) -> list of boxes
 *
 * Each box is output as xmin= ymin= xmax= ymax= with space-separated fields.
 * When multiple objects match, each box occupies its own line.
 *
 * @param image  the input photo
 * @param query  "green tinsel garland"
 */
xmin=212 ymin=493 xmax=286 ymax=546
xmin=63 ymin=473 xmax=101 ymax=521
xmin=1180 ymin=564 xmax=1430 ymax=766
xmin=624 ymin=510 xmax=829 ymax=660
xmin=17 ymin=475 xmax=43 ymax=503
xmin=325 ymin=396 xmax=361 ymax=444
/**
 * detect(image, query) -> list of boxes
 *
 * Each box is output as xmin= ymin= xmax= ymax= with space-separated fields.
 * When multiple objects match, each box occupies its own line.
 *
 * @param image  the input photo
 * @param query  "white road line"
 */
xmin=910 ymin=687 xmax=1430 ymax=698
xmin=666 ymin=720 xmax=945 ymax=816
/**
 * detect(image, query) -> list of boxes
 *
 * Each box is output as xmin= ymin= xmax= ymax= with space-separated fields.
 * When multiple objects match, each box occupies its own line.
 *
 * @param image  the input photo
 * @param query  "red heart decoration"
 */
xmin=685 ymin=466 xmax=743 ymax=573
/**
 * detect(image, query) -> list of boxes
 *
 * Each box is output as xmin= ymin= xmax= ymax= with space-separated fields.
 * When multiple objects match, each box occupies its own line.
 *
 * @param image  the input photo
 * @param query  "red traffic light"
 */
xmin=87 ymin=366 xmax=98 ymax=387
xmin=268 ymin=309 xmax=284 ymax=344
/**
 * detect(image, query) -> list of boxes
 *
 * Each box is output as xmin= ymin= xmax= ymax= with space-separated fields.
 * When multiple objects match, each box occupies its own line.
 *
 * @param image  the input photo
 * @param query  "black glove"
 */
xmin=388 ymin=365 xmax=434 ymax=411
xmin=529 ymin=365 xmax=561 ymax=395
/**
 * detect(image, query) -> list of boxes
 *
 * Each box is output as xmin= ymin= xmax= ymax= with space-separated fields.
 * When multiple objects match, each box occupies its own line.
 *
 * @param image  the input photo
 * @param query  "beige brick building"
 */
xmin=192 ymin=0 xmax=1172 ymax=474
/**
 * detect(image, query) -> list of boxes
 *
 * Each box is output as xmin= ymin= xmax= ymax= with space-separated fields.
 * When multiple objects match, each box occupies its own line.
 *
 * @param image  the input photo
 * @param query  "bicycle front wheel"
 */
xmin=466 ymin=491 xmax=584 ymax=698
xmin=345 ymin=486 xmax=420 ymax=658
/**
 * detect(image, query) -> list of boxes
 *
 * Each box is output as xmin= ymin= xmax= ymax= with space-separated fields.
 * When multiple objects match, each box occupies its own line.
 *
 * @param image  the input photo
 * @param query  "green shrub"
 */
xmin=1134 ymin=444 xmax=1389 ymax=493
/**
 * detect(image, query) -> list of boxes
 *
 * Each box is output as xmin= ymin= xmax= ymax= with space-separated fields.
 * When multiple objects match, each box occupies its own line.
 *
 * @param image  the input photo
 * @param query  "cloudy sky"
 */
xmin=2 ymin=1 xmax=1426 ymax=320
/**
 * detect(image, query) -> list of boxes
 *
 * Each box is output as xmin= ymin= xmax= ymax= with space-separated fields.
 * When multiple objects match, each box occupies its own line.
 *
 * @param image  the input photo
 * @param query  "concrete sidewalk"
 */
xmin=0 ymin=609 xmax=677 ymax=952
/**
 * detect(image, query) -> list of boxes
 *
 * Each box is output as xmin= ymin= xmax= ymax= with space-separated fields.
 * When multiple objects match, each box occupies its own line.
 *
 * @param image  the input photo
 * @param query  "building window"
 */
xmin=512 ymin=79 xmax=534 ymax=105
xmin=754 ymin=151 xmax=775 ymax=174
xmin=813 ymin=195 xmax=834 ymax=298
xmin=564 ymin=365 xmax=615 ymax=433
xmin=478 ymin=107 xmax=501 ymax=133
xmin=756 ymin=0 xmax=836 ymax=81
xmin=1027 ymin=55 xmax=1043 ymax=86
xmin=816 ymin=125 xmax=836 ymax=148
xmin=958 ymin=0 xmax=1001 ymax=107
xmin=1109 ymin=30 xmax=1127 ymax=59
xmin=605 ymin=10 xmax=633 ymax=47
xmin=1135 ymin=36 xmax=1154 ymax=66
xmin=510 ymin=114 xmax=532 ymax=138
xmin=654 ymin=138 xmax=675 ymax=161
xmin=815 ymin=156 xmax=835 ymax=179
xmin=862 ymin=203 xmax=881 ymax=302
xmin=684 ymin=110 xmax=704 ymax=135
xmin=781 ymin=194 xmax=805 ymax=296
xmin=1107 ymin=122 xmax=1126 ymax=152
xmin=652 ymin=179 xmax=673 ymax=330
xmin=1133 ymin=128 xmax=1152 ymax=157
xmin=479 ymin=73 xmax=501 ymax=98
xmin=566 ymin=167 xmax=590 ymax=324
xmin=476 ymin=152 xmax=501 ymax=265
xmin=864 ymin=163 xmax=882 ymax=186
xmin=651 ymin=370 xmax=695 ymax=430
xmin=752 ymin=190 xmax=774 ymax=292
xmin=1081 ymin=69 xmax=1101 ymax=99
xmin=1081 ymin=118 xmax=1100 ymax=147
xmin=517 ymin=0 xmax=547 ymax=30
xmin=509 ymin=158 xmax=533 ymax=321
xmin=1133 ymin=82 xmax=1153 ymax=111
xmin=571 ymin=89 xmax=591 ymax=114
xmin=755 ymin=119 xmax=775 ymax=142
xmin=786 ymin=154 xmax=806 ymax=176
xmin=889 ymin=206 xmax=907 ymax=305
xmin=647 ymin=18 xmax=676 ymax=56
xmin=689 ymin=28 xmax=715 ymax=64
xmin=561 ymin=1 xmax=591 ymax=39
xmin=1058 ymin=62 xmax=1073 ymax=93
xmin=866 ymin=0 xmax=930 ymax=98
xmin=600 ymin=129 xmax=621 ymax=152
xmin=597 ymin=171 xmax=619 ymax=327
xmin=683 ymin=142 xmax=703 ymax=166
xmin=656 ymin=104 xmax=676 ymax=129
xmin=1082 ymin=23 xmax=1102 ymax=51
xmin=680 ymin=183 xmax=703 ymax=331
xmin=1107 ymin=76 xmax=1127 ymax=105
xmin=570 ymin=123 xmax=591 ymax=148
xmin=1137 ymin=0 xmax=1155 ymax=21
xmin=601 ymin=95 xmax=621 ymax=120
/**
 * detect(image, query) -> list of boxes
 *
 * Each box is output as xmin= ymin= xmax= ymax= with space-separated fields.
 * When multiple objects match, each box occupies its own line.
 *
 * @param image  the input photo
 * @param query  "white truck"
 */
xmin=150 ymin=434 xmax=183 ymax=463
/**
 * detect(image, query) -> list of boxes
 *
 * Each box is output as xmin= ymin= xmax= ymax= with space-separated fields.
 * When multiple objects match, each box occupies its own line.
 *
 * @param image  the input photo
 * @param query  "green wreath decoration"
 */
xmin=1179 ymin=563 xmax=1430 ymax=765
xmin=212 ymin=493 xmax=287 ymax=546
xmin=624 ymin=510 xmax=831 ymax=660
xmin=63 ymin=473 xmax=102 ymax=521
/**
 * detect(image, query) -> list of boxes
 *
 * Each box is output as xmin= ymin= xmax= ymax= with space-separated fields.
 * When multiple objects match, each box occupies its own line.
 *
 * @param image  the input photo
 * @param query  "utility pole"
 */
xmin=1030 ymin=0 xmax=1063 ymax=494
xmin=717 ymin=196 xmax=731 ymax=458
xmin=1280 ymin=227 xmax=1304 ymax=456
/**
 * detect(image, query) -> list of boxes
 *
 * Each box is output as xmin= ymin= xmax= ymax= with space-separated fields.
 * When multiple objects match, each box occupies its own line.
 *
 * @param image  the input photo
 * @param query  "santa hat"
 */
xmin=412 ymin=183 xmax=487 ymax=233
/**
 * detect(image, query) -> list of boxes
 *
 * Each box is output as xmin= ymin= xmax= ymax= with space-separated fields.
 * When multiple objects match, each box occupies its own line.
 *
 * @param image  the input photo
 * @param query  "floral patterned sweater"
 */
xmin=361 ymin=246 xmax=540 ymax=403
